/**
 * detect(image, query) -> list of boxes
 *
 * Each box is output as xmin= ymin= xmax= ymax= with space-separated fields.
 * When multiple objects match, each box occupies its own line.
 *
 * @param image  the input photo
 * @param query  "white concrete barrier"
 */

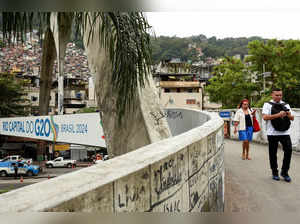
xmin=0 ymin=109 xmax=224 ymax=212
xmin=220 ymin=108 xmax=300 ymax=152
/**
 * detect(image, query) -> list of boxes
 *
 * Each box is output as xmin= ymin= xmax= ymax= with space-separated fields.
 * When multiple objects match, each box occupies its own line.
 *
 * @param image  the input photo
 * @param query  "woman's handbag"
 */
xmin=253 ymin=116 xmax=261 ymax=132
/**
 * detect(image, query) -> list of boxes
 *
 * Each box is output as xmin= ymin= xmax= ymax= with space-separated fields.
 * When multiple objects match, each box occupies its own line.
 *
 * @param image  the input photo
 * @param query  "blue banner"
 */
xmin=219 ymin=111 xmax=231 ymax=118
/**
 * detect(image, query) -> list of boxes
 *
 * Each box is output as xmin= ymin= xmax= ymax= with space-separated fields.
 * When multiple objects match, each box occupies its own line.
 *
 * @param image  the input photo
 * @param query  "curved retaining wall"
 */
xmin=0 ymin=109 xmax=224 ymax=212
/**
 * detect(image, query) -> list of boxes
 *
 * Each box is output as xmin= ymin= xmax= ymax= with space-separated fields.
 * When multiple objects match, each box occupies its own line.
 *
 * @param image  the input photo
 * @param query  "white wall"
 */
xmin=161 ymin=92 xmax=202 ymax=110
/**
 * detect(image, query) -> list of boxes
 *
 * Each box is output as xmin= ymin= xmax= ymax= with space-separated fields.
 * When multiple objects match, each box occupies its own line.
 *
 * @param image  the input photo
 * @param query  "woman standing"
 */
xmin=233 ymin=99 xmax=256 ymax=160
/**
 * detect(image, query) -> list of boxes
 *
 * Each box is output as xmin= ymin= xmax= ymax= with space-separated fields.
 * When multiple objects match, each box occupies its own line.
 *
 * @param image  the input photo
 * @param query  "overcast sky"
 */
xmin=145 ymin=1 xmax=300 ymax=39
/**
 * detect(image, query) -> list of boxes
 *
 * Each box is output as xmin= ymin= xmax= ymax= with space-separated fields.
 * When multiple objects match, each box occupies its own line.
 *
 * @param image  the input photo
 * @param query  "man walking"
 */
xmin=262 ymin=88 xmax=294 ymax=182
xmin=13 ymin=162 xmax=18 ymax=179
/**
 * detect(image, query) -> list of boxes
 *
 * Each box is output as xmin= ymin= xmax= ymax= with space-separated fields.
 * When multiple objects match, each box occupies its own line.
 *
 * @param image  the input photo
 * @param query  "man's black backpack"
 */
xmin=268 ymin=102 xmax=291 ymax=131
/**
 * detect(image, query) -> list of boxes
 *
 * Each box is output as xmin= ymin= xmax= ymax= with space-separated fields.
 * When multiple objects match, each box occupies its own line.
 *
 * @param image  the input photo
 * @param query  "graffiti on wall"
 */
xmin=150 ymin=110 xmax=183 ymax=125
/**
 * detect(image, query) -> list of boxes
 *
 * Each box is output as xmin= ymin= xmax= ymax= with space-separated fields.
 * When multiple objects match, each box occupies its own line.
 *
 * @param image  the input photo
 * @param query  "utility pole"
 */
xmin=261 ymin=64 xmax=271 ymax=95
xmin=57 ymin=14 xmax=64 ymax=115
xmin=263 ymin=64 xmax=266 ymax=93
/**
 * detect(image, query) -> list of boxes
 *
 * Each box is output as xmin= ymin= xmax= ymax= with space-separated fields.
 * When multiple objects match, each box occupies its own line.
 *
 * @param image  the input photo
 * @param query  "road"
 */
xmin=0 ymin=167 xmax=84 ymax=193
xmin=224 ymin=139 xmax=300 ymax=212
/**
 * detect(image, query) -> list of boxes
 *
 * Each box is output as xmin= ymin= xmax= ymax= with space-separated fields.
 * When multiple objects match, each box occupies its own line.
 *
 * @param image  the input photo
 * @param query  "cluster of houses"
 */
xmin=153 ymin=58 xmax=222 ymax=110
xmin=0 ymin=32 xmax=97 ymax=115
xmin=1 ymin=35 xmax=226 ymax=161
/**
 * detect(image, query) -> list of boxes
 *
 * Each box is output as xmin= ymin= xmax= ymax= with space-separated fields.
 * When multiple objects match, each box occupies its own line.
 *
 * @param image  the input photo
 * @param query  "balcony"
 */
xmin=160 ymin=81 xmax=201 ymax=88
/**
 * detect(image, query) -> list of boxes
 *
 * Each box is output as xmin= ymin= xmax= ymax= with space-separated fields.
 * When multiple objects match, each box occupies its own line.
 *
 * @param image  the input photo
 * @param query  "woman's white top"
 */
xmin=233 ymin=108 xmax=253 ymax=131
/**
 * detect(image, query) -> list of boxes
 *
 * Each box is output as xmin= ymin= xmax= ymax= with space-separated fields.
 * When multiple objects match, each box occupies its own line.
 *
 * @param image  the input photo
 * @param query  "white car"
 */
xmin=46 ymin=157 xmax=76 ymax=168
xmin=0 ymin=155 xmax=33 ymax=165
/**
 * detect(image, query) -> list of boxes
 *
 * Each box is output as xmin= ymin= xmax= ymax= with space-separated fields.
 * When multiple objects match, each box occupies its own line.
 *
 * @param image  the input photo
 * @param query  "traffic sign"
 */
xmin=219 ymin=111 xmax=231 ymax=118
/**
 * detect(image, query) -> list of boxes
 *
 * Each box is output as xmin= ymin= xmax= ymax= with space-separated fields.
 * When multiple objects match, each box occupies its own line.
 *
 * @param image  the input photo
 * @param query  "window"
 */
xmin=164 ymin=88 xmax=170 ymax=93
xmin=176 ymin=88 xmax=181 ymax=93
xmin=188 ymin=89 xmax=193 ymax=93
xmin=186 ymin=99 xmax=196 ymax=104
xmin=31 ymin=96 xmax=38 ymax=101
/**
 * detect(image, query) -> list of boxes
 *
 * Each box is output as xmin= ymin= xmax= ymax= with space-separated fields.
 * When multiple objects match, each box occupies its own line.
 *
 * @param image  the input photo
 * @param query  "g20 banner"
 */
xmin=0 ymin=113 xmax=106 ymax=147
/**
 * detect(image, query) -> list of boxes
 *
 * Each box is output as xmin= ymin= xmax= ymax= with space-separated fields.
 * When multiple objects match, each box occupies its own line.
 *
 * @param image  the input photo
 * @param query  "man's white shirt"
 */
xmin=262 ymin=100 xmax=293 ymax=136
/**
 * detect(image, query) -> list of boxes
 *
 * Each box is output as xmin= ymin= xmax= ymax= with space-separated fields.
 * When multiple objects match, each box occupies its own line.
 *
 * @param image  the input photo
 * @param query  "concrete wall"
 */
xmin=0 ymin=109 xmax=224 ymax=212
xmin=165 ymin=108 xmax=209 ymax=136
xmin=221 ymin=108 xmax=300 ymax=152
xmin=161 ymin=92 xmax=203 ymax=110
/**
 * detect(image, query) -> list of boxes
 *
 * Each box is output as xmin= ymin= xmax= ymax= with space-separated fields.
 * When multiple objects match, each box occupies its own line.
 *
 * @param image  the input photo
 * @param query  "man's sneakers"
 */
xmin=272 ymin=172 xmax=292 ymax=182
xmin=280 ymin=172 xmax=292 ymax=182
xmin=272 ymin=175 xmax=280 ymax=181
xmin=272 ymin=170 xmax=280 ymax=181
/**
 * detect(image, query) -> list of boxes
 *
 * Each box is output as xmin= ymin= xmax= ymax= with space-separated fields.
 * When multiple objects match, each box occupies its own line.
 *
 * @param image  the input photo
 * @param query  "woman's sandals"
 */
xmin=242 ymin=152 xmax=251 ymax=160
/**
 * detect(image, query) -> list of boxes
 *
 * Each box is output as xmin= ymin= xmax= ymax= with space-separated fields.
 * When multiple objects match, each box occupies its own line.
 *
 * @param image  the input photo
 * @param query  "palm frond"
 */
xmin=75 ymin=12 xmax=152 ymax=118
xmin=1 ymin=12 xmax=152 ymax=119
xmin=0 ymin=12 xmax=51 ymax=44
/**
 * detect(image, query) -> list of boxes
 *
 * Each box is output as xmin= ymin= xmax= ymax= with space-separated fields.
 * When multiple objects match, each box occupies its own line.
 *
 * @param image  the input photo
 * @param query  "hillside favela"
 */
xmin=0 ymin=11 xmax=300 ymax=214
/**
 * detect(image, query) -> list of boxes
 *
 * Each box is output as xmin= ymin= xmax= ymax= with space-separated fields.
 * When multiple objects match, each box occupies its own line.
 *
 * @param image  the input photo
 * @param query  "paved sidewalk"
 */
xmin=224 ymin=139 xmax=300 ymax=212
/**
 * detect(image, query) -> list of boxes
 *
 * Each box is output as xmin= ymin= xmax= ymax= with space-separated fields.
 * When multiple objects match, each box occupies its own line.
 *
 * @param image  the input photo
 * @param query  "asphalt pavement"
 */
xmin=224 ymin=139 xmax=300 ymax=212
xmin=0 ymin=167 xmax=84 ymax=193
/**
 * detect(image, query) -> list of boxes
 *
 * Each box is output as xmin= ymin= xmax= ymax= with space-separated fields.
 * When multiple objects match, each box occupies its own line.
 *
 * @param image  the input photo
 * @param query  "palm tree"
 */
xmin=0 ymin=12 xmax=171 ymax=157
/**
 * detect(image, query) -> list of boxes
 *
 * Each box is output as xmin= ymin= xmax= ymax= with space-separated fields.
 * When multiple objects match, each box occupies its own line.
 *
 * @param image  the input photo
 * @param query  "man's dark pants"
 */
xmin=267 ymin=135 xmax=292 ymax=175
xmin=14 ymin=169 xmax=18 ymax=179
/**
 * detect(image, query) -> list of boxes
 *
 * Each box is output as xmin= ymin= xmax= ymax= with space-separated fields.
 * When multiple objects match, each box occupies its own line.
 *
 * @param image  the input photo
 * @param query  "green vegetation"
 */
xmin=206 ymin=39 xmax=300 ymax=108
xmin=0 ymin=74 xmax=30 ymax=117
xmin=0 ymin=189 xmax=11 ymax=194
xmin=150 ymin=34 xmax=265 ymax=63
xmin=247 ymin=39 xmax=300 ymax=108
xmin=76 ymin=107 xmax=98 ymax=113
xmin=205 ymin=57 xmax=258 ymax=109
xmin=0 ymin=186 xmax=14 ymax=194
xmin=0 ymin=40 xmax=5 ymax=48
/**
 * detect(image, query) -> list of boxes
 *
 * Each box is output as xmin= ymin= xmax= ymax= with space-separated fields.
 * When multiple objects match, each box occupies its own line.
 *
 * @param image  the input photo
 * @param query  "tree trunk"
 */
xmin=39 ymin=13 xmax=72 ymax=115
xmin=39 ymin=28 xmax=56 ymax=115
xmin=83 ymin=18 xmax=171 ymax=158
xmin=52 ymin=13 xmax=73 ymax=114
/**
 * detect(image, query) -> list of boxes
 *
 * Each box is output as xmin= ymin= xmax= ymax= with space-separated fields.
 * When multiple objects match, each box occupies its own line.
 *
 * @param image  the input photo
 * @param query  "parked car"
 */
xmin=0 ymin=155 xmax=33 ymax=165
xmin=0 ymin=161 xmax=41 ymax=177
xmin=45 ymin=157 xmax=76 ymax=168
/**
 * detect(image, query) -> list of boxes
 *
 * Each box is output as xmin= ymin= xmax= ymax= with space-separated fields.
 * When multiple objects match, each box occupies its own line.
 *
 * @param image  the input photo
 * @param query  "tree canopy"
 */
xmin=0 ymin=74 xmax=30 ymax=117
xmin=150 ymin=34 xmax=265 ymax=64
xmin=206 ymin=39 xmax=300 ymax=108
xmin=205 ymin=57 xmax=258 ymax=109
xmin=247 ymin=39 xmax=300 ymax=107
